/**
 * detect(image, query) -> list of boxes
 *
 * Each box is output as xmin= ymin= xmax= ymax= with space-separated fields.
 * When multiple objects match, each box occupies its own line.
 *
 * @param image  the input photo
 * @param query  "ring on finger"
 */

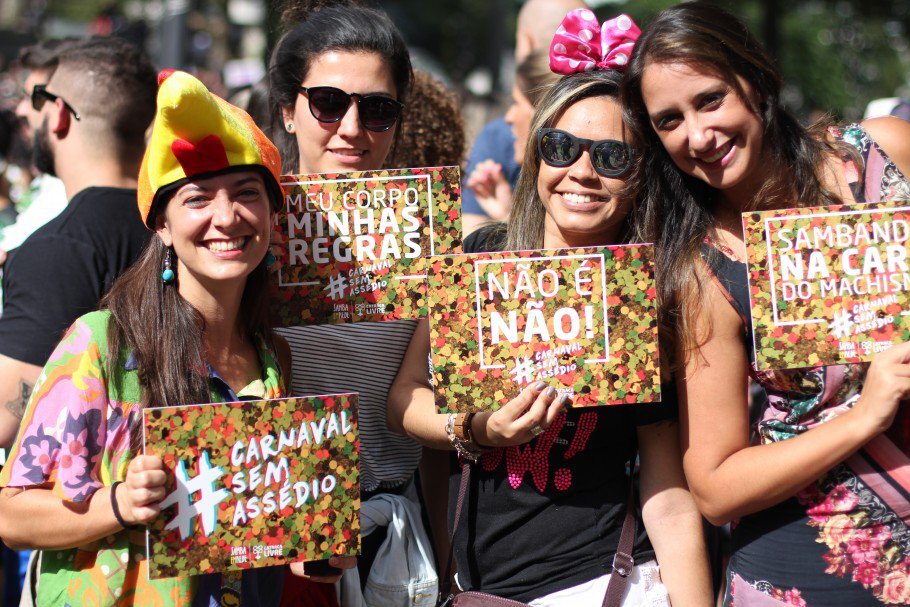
xmin=530 ymin=424 xmax=545 ymax=437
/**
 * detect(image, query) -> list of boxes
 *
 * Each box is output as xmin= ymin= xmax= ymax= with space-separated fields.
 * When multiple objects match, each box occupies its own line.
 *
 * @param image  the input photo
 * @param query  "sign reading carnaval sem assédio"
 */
xmin=268 ymin=166 xmax=461 ymax=326
xmin=142 ymin=394 xmax=359 ymax=579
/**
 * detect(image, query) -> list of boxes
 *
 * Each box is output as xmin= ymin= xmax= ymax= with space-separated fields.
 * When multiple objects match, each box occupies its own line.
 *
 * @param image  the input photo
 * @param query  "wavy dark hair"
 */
xmin=102 ymin=222 xmax=272 ymax=414
xmin=268 ymin=0 xmax=413 ymax=173
xmin=621 ymin=0 xmax=855 ymax=364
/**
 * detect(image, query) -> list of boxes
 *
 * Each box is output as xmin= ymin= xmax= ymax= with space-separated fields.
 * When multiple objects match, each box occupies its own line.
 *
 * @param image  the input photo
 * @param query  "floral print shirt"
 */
xmin=0 ymin=310 xmax=286 ymax=607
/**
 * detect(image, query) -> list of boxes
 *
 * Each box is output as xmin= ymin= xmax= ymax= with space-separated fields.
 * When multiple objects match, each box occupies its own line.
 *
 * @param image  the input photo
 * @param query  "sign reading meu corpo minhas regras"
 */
xmin=143 ymin=395 xmax=359 ymax=579
xmin=428 ymin=246 xmax=661 ymax=413
xmin=744 ymin=200 xmax=910 ymax=369
xmin=269 ymin=167 xmax=461 ymax=326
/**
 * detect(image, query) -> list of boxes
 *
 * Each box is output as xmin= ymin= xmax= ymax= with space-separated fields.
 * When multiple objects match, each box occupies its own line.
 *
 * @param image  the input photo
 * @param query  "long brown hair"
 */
xmin=621 ymin=0 xmax=855 ymax=364
xmin=102 ymin=235 xmax=272 ymax=410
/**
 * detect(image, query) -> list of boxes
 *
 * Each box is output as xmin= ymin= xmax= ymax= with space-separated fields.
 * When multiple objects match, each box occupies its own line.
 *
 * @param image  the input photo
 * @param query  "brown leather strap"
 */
xmin=602 ymin=455 xmax=638 ymax=607
xmin=439 ymin=460 xmax=472 ymax=601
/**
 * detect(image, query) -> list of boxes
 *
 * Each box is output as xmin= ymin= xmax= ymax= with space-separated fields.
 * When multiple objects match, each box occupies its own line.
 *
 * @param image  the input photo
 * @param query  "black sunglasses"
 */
xmin=537 ymin=128 xmax=632 ymax=178
xmin=30 ymin=84 xmax=81 ymax=121
xmin=299 ymin=86 xmax=403 ymax=132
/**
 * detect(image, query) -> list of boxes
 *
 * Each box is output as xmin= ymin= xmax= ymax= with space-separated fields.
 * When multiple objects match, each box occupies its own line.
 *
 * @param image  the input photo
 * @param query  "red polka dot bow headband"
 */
xmin=549 ymin=9 xmax=641 ymax=75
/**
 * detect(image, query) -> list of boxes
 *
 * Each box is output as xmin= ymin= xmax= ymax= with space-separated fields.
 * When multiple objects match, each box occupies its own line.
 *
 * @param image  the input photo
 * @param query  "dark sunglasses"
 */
xmin=30 ymin=84 xmax=81 ymax=121
xmin=536 ymin=128 xmax=632 ymax=178
xmin=299 ymin=85 xmax=403 ymax=132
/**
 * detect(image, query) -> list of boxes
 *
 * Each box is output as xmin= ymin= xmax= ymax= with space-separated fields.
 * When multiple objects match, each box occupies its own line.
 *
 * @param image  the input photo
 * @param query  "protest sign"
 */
xmin=428 ymin=246 xmax=660 ymax=412
xmin=744 ymin=200 xmax=910 ymax=368
xmin=269 ymin=166 xmax=461 ymax=325
xmin=143 ymin=394 xmax=359 ymax=579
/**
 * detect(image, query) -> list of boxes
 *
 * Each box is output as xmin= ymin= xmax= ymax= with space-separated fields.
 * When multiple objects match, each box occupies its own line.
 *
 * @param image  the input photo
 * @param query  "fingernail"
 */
xmin=559 ymin=394 xmax=571 ymax=406
xmin=535 ymin=381 xmax=547 ymax=390
xmin=546 ymin=387 xmax=556 ymax=397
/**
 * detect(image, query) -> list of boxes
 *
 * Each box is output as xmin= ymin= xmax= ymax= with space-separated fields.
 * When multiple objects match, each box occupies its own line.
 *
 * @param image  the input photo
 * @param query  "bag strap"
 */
xmin=438 ymin=460 xmax=471 ymax=601
xmin=602 ymin=452 xmax=638 ymax=607
xmin=441 ymin=451 xmax=639 ymax=607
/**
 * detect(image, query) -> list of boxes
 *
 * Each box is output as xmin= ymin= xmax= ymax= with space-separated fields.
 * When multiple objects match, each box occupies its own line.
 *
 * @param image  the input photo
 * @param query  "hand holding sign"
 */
xmin=473 ymin=381 xmax=570 ymax=447
xmin=117 ymin=454 xmax=168 ymax=526
xmin=853 ymin=340 xmax=910 ymax=434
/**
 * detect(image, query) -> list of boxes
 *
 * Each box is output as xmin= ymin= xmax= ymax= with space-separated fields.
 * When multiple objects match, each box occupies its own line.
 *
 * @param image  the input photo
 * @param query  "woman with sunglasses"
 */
xmin=388 ymin=11 xmax=711 ymax=607
xmin=0 ymin=70 xmax=302 ymax=607
xmin=268 ymin=1 xmax=441 ymax=602
xmin=622 ymin=3 xmax=910 ymax=605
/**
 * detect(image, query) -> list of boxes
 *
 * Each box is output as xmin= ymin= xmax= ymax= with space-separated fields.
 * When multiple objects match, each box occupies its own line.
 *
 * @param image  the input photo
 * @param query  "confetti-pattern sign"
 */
xmin=143 ymin=395 xmax=359 ymax=579
xmin=427 ymin=246 xmax=660 ymax=412
xmin=744 ymin=200 xmax=910 ymax=369
xmin=269 ymin=167 xmax=462 ymax=326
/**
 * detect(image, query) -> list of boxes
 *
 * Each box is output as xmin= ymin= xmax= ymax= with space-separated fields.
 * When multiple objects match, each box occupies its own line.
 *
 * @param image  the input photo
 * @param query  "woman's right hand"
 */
xmin=472 ymin=381 xmax=569 ymax=448
xmin=116 ymin=454 xmax=168 ymax=526
xmin=852 ymin=340 xmax=910 ymax=434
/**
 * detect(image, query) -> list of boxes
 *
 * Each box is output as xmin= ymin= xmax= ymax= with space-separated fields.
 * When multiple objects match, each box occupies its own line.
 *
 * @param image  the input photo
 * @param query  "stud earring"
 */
xmin=162 ymin=248 xmax=175 ymax=283
xmin=286 ymin=122 xmax=294 ymax=133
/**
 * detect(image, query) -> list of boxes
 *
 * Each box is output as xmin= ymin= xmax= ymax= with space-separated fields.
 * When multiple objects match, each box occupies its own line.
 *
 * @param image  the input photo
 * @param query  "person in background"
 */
xmin=0 ymin=36 xmax=154 ymax=450
xmin=386 ymin=69 xmax=464 ymax=170
xmin=0 ymin=40 xmax=73 ymax=261
xmin=466 ymin=49 xmax=559 ymax=227
xmin=461 ymin=0 xmax=587 ymax=235
xmin=623 ymin=2 xmax=910 ymax=604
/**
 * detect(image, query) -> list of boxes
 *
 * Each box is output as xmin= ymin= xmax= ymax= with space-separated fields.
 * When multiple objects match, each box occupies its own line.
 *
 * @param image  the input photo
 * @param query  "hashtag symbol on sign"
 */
xmin=159 ymin=451 xmax=229 ymax=541
xmin=509 ymin=355 xmax=535 ymax=385
xmin=324 ymin=273 xmax=348 ymax=301
xmin=828 ymin=309 xmax=854 ymax=340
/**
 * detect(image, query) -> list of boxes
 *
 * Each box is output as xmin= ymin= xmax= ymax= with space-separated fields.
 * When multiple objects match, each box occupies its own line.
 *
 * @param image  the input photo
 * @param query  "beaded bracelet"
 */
xmin=110 ymin=481 xmax=139 ymax=530
xmin=445 ymin=413 xmax=484 ymax=463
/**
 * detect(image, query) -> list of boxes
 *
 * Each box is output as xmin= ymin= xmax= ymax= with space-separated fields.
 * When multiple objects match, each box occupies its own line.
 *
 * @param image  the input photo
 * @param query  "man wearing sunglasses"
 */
xmin=0 ymin=41 xmax=75 ymax=266
xmin=0 ymin=37 xmax=155 ymax=453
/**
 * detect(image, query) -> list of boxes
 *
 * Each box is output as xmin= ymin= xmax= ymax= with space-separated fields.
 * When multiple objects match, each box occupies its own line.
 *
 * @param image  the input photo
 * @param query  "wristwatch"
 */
xmin=453 ymin=412 xmax=476 ymax=442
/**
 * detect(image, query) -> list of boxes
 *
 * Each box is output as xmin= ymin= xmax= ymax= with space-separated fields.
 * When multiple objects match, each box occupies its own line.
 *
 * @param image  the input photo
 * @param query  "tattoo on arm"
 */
xmin=4 ymin=380 xmax=33 ymax=420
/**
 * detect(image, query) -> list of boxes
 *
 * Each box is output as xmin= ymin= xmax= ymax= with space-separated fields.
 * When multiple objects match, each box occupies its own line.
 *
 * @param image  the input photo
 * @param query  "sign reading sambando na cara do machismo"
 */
xmin=744 ymin=200 xmax=910 ymax=369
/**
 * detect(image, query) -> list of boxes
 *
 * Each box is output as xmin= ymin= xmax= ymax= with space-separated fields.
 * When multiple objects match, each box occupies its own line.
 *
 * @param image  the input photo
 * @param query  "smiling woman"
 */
xmin=387 ymin=13 xmax=714 ymax=605
xmin=621 ymin=2 xmax=910 ymax=605
xmin=0 ymin=70 xmax=305 ymax=607
xmin=157 ymin=173 xmax=272 ymax=290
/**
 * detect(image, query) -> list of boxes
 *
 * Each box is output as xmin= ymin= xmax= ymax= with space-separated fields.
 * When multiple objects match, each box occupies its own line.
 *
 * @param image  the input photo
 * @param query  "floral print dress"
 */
xmin=707 ymin=124 xmax=910 ymax=606
xmin=0 ymin=310 xmax=287 ymax=607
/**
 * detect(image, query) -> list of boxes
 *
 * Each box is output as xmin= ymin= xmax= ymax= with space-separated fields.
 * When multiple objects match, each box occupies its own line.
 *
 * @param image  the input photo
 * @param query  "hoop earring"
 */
xmin=162 ymin=248 xmax=175 ymax=283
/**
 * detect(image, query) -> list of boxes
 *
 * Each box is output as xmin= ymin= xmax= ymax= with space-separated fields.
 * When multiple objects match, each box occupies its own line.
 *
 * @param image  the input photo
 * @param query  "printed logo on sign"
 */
xmin=473 ymin=254 xmax=610 ymax=383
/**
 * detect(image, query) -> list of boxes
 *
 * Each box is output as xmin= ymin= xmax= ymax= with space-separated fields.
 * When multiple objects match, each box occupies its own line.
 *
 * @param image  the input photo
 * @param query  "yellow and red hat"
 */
xmin=137 ymin=69 xmax=283 ymax=229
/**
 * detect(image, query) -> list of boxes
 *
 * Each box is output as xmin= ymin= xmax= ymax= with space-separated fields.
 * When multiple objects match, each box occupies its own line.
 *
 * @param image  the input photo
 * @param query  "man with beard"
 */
xmin=0 ymin=40 xmax=73 ymax=263
xmin=0 ymin=37 xmax=155 ymax=449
